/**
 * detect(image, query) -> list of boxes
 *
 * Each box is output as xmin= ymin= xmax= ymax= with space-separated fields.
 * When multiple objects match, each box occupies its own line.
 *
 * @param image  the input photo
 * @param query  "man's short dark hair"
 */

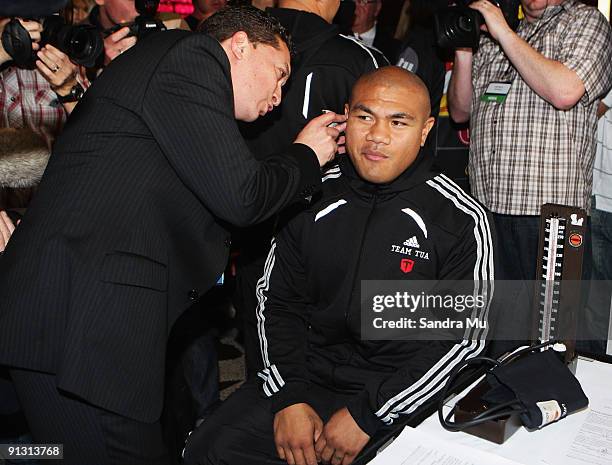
xmin=199 ymin=5 xmax=293 ymax=54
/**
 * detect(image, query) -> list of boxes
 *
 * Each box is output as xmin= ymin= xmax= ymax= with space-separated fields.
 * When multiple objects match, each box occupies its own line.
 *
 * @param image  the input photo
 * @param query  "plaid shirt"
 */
xmin=469 ymin=0 xmax=612 ymax=215
xmin=0 ymin=66 xmax=67 ymax=148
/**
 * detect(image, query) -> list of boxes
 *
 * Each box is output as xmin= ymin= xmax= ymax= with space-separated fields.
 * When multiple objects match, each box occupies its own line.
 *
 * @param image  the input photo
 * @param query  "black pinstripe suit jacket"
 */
xmin=0 ymin=30 xmax=320 ymax=422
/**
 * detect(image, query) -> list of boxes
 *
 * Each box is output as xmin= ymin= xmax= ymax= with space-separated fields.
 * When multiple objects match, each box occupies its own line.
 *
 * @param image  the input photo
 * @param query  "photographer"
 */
xmin=39 ymin=0 xmax=191 ymax=113
xmin=1 ymin=1 xmax=92 ymax=118
xmin=1 ymin=17 xmax=69 ymax=145
xmin=84 ymin=0 xmax=138 ymax=65
xmin=33 ymin=0 xmax=142 ymax=115
xmin=447 ymin=0 xmax=612 ymax=284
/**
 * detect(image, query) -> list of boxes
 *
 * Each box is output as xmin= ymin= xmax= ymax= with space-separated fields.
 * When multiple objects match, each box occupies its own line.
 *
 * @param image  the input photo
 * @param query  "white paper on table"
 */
xmin=540 ymin=359 xmax=612 ymax=465
xmin=367 ymin=426 xmax=524 ymax=465
xmin=397 ymin=358 xmax=612 ymax=465
xmin=545 ymin=403 xmax=612 ymax=465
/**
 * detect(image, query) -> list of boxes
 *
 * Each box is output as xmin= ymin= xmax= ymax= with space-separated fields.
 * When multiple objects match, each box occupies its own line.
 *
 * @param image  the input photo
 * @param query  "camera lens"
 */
xmin=57 ymin=25 xmax=103 ymax=67
xmin=68 ymin=28 xmax=92 ymax=58
xmin=458 ymin=15 xmax=474 ymax=33
xmin=434 ymin=6 xmax=482 ymax=49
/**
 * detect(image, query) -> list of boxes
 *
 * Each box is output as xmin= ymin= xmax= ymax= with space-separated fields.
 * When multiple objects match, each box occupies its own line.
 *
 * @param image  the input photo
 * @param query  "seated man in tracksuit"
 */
xmin=184 ymin=67 xmax=495 ymax=465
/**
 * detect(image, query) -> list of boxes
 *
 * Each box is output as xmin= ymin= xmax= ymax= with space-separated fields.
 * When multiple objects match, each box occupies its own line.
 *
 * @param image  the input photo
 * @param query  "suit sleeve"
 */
xmin=345 ymin=210 xmax=495 ymax=437
xmin=254 ymin=214 xmax=313 ymax=413
xmin=141 ymin=35 xmax=321 ymax=227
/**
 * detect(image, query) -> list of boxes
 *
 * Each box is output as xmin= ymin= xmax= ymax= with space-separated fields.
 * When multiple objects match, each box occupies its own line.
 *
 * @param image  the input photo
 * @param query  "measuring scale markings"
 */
xmin=540 ymin=218 xmax=566 ymax=342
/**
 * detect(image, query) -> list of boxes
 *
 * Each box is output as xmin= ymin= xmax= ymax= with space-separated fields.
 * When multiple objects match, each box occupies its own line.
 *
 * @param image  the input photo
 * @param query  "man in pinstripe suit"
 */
xmin=184 ymin=67 xmax=494 ymax=465
xmin=0 ymin=6 xmax=346 ymax=465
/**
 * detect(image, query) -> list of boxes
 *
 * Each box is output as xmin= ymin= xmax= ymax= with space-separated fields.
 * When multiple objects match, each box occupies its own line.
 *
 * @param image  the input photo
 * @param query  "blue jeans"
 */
xmin=584 ymin=198 xmax=612 ymax=353
xmin=491 ymin=214 xmax=540 ymax=281
xmin=489 ymin=214 xmax=541 ymax=351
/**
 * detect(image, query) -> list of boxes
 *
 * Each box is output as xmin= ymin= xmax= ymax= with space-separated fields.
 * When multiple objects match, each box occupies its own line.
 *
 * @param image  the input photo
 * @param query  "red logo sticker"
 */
xmin=569 ymin=233 xmax=582 ymax=248
xmin=400 ymin=259 xmax=415 ymax=273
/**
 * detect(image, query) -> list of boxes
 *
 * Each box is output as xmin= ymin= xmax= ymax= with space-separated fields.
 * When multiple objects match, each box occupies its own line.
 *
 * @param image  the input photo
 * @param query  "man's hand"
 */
xmin=0 ymin=211 xmax=16 ymax=253
xmin=315 ymin=408 xmax=370 ymax=465
xmin=0 ymin=18 xmax=43 ymax=64
xmin=36 ymin=44 xmax=79 ymax=96
xmin=469 ymin=0 xmax=513 ymax=42
xmin=274 ymin=403 xmax=323 ymax=465
xmin=103 ymin=27 xmax=137 ymax=65
xmin=294 ymin=112 xmax=347 ymax=167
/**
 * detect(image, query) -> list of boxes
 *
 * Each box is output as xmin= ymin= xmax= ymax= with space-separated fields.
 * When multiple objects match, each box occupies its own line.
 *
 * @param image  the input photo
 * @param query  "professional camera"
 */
xmin=132 ymin=0 xmax=166 ymax=38
xmin=1 ymin=16 xmax=102 ymax=68
xmin=434 ymin=0 xmax=520 ymax=49
xmin=105 ymin=0 xmax=166 ymax=40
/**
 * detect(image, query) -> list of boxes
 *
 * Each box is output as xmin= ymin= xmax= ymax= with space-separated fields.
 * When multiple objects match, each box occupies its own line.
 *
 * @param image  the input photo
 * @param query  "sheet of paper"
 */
xmin=550 ymin=404 xmax=612 ymax=465
xmin=368 ymin=426 xmax=524 ymax=465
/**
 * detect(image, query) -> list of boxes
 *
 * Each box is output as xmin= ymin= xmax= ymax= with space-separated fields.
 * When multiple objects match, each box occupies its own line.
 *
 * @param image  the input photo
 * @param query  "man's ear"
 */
xmin=420 ymin=117 xmax=435 ymax=146
xmin=229 ymin=31 xmax=249 ymax=60
xmin=344 ymin=103 xmax=350 ymax=118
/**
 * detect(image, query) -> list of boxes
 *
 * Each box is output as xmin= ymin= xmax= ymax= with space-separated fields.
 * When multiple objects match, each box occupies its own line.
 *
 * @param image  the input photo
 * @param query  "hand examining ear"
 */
xmin=294 ymin=112 xmax=347 ymax=167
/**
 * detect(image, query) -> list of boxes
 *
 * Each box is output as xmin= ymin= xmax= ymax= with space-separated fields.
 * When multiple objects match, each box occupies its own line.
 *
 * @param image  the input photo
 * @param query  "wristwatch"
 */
xmin=56 ymin=83 xmax=85 ymax=104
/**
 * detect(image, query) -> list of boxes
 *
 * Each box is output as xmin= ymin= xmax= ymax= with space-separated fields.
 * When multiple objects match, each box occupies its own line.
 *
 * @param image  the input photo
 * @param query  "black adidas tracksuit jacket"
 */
xmin=256 ymin=155 xmax=495 ymax=436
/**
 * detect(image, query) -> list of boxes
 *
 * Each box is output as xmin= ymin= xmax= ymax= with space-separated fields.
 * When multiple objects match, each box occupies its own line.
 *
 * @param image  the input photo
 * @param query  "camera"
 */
xmin=41 ymin=16 xmax=103 ymax=66
xmin=105 ymin=0 xmax=166 ymax=40
xmin=131 ymin=0 xmax=166 ymax=39
xmin=434 ymin=0 xmax=520 ymax=49
xmin=1 ymin=16 xmax=103 ymax=68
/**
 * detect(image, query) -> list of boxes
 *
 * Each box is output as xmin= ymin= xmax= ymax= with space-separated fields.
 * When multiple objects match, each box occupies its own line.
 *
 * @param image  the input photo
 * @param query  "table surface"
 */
xmin=373 ymin=357 xmax=612 ymax=465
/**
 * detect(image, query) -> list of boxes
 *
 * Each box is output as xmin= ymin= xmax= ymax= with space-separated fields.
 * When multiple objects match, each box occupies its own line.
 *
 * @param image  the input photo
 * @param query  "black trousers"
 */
xmin=9 ymin=369 xmax=170 ymax=465
xmin=183 ymin=381 xmax=382 ymax=465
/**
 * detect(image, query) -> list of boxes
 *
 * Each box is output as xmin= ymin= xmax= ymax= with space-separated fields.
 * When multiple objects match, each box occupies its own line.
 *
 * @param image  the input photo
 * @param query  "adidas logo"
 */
xmin=403 ymin=236 xmax=420 ymax=248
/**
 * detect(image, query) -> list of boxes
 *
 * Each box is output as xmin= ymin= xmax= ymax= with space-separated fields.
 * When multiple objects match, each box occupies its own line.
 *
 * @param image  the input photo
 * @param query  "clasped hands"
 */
xmin=274 ymin=403 xmax=370 ymax=465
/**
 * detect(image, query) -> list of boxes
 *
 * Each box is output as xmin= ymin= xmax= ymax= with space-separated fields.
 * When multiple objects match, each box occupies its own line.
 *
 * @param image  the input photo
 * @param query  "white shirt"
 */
xmin=354 ymin=24 xmax=376 ymax=48
xmin=594 ymin=89 xmax=612 ymax=213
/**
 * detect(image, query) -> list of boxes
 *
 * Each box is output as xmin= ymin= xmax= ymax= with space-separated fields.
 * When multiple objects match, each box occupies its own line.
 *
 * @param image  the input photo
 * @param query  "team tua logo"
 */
xmin=400 ymin=258 xmax=415 ymax=273
xmin=391 ymin=236 xmax=429 ymax=260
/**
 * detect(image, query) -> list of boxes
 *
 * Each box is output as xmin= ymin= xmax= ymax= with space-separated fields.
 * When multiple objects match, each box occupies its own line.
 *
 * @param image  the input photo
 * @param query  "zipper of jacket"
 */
xmin=345 ymin=192 xmax=378 ymax=324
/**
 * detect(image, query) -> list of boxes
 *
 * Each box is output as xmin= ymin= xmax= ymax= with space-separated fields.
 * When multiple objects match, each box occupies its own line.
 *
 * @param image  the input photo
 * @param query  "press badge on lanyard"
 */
xmin=480 ymin=82 xmax=512 ymax=103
